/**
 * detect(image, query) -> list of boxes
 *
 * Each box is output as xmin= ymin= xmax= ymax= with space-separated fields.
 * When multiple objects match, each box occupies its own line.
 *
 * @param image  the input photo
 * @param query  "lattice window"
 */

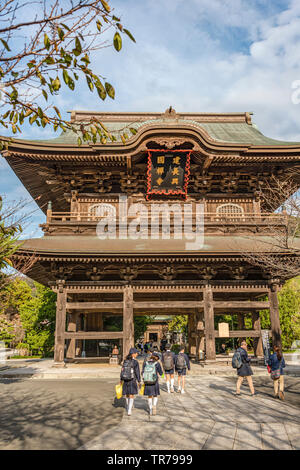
xmin=216 ymin=203 xmax=244 ymax=221
xmin=88 ymin=203 xmax=115 ymax=219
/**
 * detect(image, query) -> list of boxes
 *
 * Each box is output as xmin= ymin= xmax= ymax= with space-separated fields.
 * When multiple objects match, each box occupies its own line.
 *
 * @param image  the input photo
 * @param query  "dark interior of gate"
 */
xmin=5 ymin=109 xmax=300 ymax=363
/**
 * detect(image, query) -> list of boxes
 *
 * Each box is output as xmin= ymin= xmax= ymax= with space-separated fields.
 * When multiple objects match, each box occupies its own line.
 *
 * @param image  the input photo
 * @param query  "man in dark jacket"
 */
xmin=235 ymin=340 xmax=255 ymax=396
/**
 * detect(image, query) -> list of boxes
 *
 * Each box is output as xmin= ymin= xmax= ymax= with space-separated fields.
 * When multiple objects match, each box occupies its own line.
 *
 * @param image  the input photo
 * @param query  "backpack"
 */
xmin=176 ymin=354 xmax=187 ymax=370
xmin=163 ymin=351 xmax=174 ymax=370
xmin=143 ymin=361 xmax=157 ymax=384
xmin=120 ymin=359 xmax=135 ymax=381
xmin=232 ymin=350 xmax=243 ymax=369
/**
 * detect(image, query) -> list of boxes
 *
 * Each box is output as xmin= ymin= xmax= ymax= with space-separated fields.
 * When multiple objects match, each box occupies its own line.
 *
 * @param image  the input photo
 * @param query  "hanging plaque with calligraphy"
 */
xmin=146 ymin=150 xmax=191 ymax=200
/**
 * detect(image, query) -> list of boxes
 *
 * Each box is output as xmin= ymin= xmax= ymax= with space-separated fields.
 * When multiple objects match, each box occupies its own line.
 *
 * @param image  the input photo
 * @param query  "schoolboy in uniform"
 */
xmin=175 ymin=345 xmax=191 ymax=394
xmin=161 ymin=343 xmax=176 ymax=393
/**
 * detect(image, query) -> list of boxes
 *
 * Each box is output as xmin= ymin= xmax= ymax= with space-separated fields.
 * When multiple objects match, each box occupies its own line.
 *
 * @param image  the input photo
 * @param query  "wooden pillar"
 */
xmin=268 ymin=283 xmax=282 ymax=349
xmin=237 ymin=313 xmax=245 ymax=330
xmin=54 ymin=281 xmax=67 ymax=365
xmin=252 ymin=311 xmax=263 ymax=357
xmin=66 ymin=312 xmax=77 ymax=359
xmin=98 ymin=313 xmax=104 ymax=331
xmin=188 ymin=312 xmax=197 ymax=356
xmin=203 ymin=285 xmax=216 ymax=360
xmin=123 ymin=285 xmax=134 ymax=359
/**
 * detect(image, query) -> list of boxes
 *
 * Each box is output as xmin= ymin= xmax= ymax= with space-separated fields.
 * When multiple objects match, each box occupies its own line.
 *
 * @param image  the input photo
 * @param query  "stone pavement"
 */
xmin=79 ymin=376 xmax=300 ymax=450
xmin=1 ymin=357 xmax=300 ymax=379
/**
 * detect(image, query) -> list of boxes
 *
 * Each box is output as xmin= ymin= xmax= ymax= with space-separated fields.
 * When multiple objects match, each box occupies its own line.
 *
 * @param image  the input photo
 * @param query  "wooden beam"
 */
xmin=64 ymin=331 xmax=123 ymax=340
xmin=213 ymin=301 xmax=269 ymax=309
xmin=214 ymin=330 xmax=267 ymax=338
xmin=66 ymin=302 xmax=123 ymax=310
xmin=133 ymin=301 xmax=203 ymax=309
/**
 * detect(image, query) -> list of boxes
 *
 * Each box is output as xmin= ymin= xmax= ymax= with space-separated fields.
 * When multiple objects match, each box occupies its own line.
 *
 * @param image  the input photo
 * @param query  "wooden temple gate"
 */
xmin=52 ymin=281 xmax=280 ymax=362
xmin=3 ymin=109 xmax=299 ymax=365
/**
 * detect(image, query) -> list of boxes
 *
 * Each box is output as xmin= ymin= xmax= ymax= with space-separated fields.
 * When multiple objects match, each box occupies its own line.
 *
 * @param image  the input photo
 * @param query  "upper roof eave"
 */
xmin=3 ymin=121 xmax=300 ymax=158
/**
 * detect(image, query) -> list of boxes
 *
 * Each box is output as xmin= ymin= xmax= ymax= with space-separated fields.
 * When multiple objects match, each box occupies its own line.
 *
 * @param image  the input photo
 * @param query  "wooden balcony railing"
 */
xmin=46 ymin=211 xmax=288 ymax=225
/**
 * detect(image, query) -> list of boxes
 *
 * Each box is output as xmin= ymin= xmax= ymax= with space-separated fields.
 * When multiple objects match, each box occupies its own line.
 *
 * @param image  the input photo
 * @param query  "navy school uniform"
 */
xmin=121 ymin=358 xmax=141 ymax=395
xmin=175 ymin=352 xmax=191 ymax=376
xmin=162 ymin=350 xmax=176 ymax=374
xmin=142 ymin=360 xmax=164 ymax=396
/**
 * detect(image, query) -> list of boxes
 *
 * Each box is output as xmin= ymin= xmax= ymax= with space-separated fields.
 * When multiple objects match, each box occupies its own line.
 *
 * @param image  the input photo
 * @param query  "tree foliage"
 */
xmin=0 ymin=0 xmax=136 ymax=149
xmin=168 ymin=315 xmax=188 ymax=335
xmin=0 ymin=195 xmax=36 ymax=289
xmin=259 ymin=277 xmax=300 ymax=350
xmin=0 ymin=278 xmax=56 ymax=355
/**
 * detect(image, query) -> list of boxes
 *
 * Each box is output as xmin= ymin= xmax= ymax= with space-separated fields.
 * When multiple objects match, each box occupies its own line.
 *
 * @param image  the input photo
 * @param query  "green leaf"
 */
xmin=130 ymin=127 xmax=137 ymax=135
xmin=37 ymin=107 xmax=43 ymax=118
xmin=10 ymin=89 xmax=18 ymax=101
xmin=52 ymin=77 xmax=61 ymax=91
xmin=112 ymin=15 xmax=120 ymax=21
xmin=101 ymin=0 xmax=111 ymax=13
xmin=53 ymin=107 xmax=61 ymax=119
xmin=96 ymin=20 xmax=102 ymax=32
xmin=77 ymin=137 xmax=82 ymax=146
xmin=90 ymin=126 xmax=97 ymax=137
xmin=86 ymin=76 xmax=94 ymax=91
xmin=75 ymin=37 xmax=82 ymax=54
xmin=96 ymin=81 xmax=106 ymax=100
xmin=44 ymin=34 xmax=51 ymax=50
xmin=45 ymin=56 xmax=55 ymax=65
xmin=57 ymin=27 xmax=65 ymax=40
xmin=42 ymin=89 xmax=48 ymax=101
xmin=63 ymin=69 xmax=69 ymax=85
xmin=29 ymin=114 xmax=37 ymax=125
xmin=113 ymin=32 xmax=122 ymax=52
xmin=0 ymin=38 xmax=11 ymax=51
xmin=105 ymin=82 xmax=115 ymax=99
xmin=61 ymin=23 xmax=71 ymax=31
xmin=123 ymin=29 xmax=136 ymax=43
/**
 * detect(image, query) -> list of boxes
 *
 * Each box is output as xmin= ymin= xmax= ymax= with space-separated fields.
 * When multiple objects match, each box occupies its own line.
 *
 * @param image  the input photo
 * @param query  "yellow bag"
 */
xmin=139 ymin=383 xmax=145 ymax=396
xmin=115 ymin=383 xmax=123 ymax=399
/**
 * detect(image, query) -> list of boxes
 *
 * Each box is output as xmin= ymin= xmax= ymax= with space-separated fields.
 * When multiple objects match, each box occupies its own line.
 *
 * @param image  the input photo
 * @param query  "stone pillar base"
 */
xmin=51 ymin=361 xmax=66 ymax=368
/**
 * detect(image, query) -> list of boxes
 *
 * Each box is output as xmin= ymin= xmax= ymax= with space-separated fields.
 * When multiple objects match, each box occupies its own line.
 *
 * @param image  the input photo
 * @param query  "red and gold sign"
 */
xmin=146 ymin=150 xmax=191 ymax=200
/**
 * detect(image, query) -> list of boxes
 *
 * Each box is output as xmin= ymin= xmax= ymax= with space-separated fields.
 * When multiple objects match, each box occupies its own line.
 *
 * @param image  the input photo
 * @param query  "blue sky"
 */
xmin=1 ymin=0 xmax=300 ymax=238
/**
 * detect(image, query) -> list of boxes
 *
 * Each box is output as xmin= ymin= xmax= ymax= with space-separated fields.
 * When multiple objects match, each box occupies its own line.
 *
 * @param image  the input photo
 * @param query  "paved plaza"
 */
xmin=0 ymin=373 xmax=299 ymax=450
xmin=81 ymin=376 xmax=300 ymax=451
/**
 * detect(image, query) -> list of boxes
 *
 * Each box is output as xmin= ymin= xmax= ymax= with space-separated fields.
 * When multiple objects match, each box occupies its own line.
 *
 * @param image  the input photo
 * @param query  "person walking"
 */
xmin=162 ymin=344 xmax=176 ymax=393
xmin=175 ymin=345 xmax=191 ymax=394
xmin=142 ymin=352 xmax=164 ymax=415
xmin=120 ymin=347 xmax=141 ymax=416
xmin=235 ymin=340 xmax=256 ymax=396
xmin=268 ymin=345 xmax=286 ymax=400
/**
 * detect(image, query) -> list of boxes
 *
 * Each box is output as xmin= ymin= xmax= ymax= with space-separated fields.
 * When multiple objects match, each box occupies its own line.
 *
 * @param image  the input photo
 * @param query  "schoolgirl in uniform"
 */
xmin=175 ymin=345 xmax=191 ymax=394
xmin=142 ymin=352 xmax=163 ymax=415
xmin=120 ymin=347 xmax=141 ymax=416
xmin=162 ymin=344 xmax=176 ymax=393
